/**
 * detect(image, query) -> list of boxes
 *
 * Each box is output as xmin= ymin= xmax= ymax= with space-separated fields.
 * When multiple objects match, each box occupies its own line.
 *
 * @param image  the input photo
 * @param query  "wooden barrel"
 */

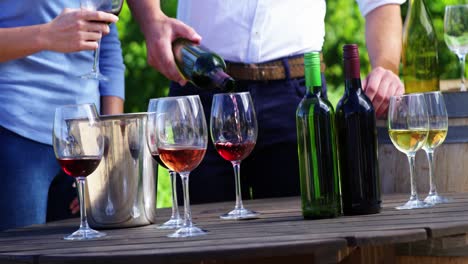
xmin=378 ymin=91 xmax=468 ymax=194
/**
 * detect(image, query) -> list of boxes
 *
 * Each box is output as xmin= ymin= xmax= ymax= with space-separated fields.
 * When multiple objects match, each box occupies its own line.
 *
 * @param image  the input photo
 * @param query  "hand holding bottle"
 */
xmin=362 ymin=66 xmax=404 ymax=118
xmin=131 ymin=9 xmax=201 ymax=86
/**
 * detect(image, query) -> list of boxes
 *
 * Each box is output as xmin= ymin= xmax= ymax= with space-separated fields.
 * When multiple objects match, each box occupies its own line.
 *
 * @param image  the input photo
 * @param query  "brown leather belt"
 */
xmin=225 ymin=54 xmax=325 ymax=81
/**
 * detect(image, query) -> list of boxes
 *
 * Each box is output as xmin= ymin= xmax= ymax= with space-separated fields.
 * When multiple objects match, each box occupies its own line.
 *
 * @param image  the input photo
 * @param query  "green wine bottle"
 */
xmin=172 ymin=39 xmax=235 ymax=91
xmin=296 ymin=52 xmax=341 ymax=219
xmin=402 ymin=0 xmax=439 ymax=94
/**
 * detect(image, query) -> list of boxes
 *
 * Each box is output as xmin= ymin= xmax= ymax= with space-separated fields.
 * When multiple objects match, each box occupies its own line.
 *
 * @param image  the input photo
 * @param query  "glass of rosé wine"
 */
xmin=210 ymin=92 xmax=259 ymax=220
xmin=154 ymin=95 xmax=208 ymax=238
xmin=53 ymin=103 xmax=105 ymax=240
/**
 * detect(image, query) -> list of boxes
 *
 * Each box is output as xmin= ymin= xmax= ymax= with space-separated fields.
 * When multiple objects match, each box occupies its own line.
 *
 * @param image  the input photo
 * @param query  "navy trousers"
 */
xmin=170 ymin=75 xmax=316 ymax=204
xmin=0 ymin=126 xmax=76 ymax=230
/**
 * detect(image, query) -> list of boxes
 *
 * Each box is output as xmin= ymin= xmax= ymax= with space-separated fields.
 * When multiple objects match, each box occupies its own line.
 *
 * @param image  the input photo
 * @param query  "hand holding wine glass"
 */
xmin=210 ymin=92 xmax=259 ymax=220
xmin=80 ymin=0 xmax=123 ymax=81
xmin=53 ymin=103 xmax=105 ymax=240
xmin=154 ymin=95 xmax=208 ymax=238
xmin=147 ymin=99 xmax=183 ymax=229
xmin=388 ymin=94 xmax=431 ymax=210
xmin=444 ymin=4 xmax=468 ymax=91
xmin=423 ymin=92 xmax=449 ymax=204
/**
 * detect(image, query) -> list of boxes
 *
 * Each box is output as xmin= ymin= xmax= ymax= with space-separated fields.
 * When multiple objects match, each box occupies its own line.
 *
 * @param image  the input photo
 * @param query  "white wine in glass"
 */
xmin=388 ymin=93 xmax=431 ymax=210
xmin=422 ymin=92 xmax=449 ymax=204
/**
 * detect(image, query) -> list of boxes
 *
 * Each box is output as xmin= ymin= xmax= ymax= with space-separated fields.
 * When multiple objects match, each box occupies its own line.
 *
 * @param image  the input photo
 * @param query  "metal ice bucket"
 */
xmin=84 ymin=113 xmax=157 ymax=228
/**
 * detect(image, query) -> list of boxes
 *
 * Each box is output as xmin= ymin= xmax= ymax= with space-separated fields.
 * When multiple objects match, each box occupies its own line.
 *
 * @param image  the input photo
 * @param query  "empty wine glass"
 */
xmin=444 ymin=4 xmax=468 ymax=91
xmin=80 ymin=0 xmax=123 ymax=81
xmin=154 ymin=95 xmax=208 ymax=238
xmin=53 ymin=103 xmax=105 ymax=240
xmin=147 ymin=99 xmax=183 ymax=229
xmin=210 ymin=92 xmax=259 ymax=220
xmin=388 ymin=94 xmax=431 ymax=210
xmin=423 ymin=92 xmax=450 ymax=204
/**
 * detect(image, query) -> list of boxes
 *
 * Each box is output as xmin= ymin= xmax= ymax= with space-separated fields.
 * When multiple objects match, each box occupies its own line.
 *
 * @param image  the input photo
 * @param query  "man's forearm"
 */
xmin=126 ymin=0 xmax=164 ymax=37
xmin=365 ymin=4 xmax=402 ymax=74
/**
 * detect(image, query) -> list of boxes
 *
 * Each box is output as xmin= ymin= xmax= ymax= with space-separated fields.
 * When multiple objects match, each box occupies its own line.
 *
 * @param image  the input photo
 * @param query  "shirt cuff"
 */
xmin=357 ymin=0 xmax=406 ymax=17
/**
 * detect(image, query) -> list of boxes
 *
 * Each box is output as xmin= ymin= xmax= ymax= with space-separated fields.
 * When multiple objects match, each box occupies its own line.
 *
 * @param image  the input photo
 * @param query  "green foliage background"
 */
xmin=117 ymin=0 xmax=468 ymax=208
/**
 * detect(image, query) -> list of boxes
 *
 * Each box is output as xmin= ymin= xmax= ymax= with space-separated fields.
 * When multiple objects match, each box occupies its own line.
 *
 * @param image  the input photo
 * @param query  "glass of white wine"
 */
xmin=423 ymin=92 xmax=449 ymax=204
xmin=444 ymin=4 xmax=468 ymax=91
xmin=388 ymin=93 xmax=431 ymax=210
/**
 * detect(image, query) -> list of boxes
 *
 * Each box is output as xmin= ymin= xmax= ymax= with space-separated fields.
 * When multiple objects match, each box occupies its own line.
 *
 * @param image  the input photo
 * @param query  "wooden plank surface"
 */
xmin=1 ymin=193 xmax=468 ymax=263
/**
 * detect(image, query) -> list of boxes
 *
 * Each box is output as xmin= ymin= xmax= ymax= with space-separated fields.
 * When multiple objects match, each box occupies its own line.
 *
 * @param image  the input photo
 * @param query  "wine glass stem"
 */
xmin=425 ymin=149 xmax=438 ymax=196
xmin=76 ymin=177 xmax=90 ymax=229
xmin=169 ymin=170 xmax=180 ymax=219
xmin=180 ymin=172 xmax=192 ymax=227
xmin=458 ymin=53 xmax=466 ymax=91
xmin=231 ymin=161 xmax=245 ymax=210
xmin=92 ymin=38 xmax=102 ymax=74
xmin=407 ymin=154 xmax=419 ymax=201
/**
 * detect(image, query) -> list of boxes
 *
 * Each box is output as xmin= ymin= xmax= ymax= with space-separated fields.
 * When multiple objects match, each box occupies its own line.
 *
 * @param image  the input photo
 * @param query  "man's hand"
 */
xmin=362 ymin=67 xmax=404 ymax=118
xmin=143 ymin=13 xmax=201 ymax=86
xmin=41 ymin=8 xmax=118 ymax=53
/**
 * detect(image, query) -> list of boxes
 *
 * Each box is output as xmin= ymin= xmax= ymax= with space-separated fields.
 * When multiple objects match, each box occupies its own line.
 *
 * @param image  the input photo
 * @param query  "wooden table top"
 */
xmin=2 ymin=193 xmax=468 ymax=264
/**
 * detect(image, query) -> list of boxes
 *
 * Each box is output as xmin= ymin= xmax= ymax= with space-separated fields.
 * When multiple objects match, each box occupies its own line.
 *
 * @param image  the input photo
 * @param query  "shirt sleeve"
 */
xmin=98 ymin=23 xmax=125 ymax=100
xmin=355 ymin=0 xmax=406 ymax=17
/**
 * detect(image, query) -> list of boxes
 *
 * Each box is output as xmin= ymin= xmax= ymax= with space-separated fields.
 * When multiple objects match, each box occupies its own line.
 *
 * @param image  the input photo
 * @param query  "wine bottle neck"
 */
xmin=208 ymin=68 xmax=236 ymax=91
xmin=345 ymin=79 xmax=363 ymax=95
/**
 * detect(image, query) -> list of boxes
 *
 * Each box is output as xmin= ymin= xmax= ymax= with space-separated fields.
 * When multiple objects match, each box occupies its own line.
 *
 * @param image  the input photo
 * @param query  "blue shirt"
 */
xmin=0 ymin=0 xmax=125 ymax=145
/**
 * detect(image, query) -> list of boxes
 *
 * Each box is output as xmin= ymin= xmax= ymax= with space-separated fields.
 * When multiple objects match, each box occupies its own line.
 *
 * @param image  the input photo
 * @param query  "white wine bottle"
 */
xmin=402 ymin=0 xmax=439 ymax=94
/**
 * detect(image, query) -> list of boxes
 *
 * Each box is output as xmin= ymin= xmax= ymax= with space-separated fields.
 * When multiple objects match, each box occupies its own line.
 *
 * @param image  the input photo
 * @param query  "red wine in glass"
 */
xmin=109 ymin=0 xmax=124 ymax=16
xmin=158 ymin=146 xmax=206 ymax=173
xmin=57 ymin=156 xmax=102 ymax=178
xmin=214 ymin=141 xmax=255 ymax=161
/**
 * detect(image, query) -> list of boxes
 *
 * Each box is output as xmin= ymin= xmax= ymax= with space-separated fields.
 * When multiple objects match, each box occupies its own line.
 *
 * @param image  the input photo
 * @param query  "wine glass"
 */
xmin=147 ymin=99 xmax=183 ymax=229
xmin=154 ymin=95 xmax=208 ymax=238
xmin=80 ymin=0 xmax=123 ymax=81
xmin=444 ymin=5 xmax=468 ymax=91
xmin=53 ymin=103 xmax=105 ymax=240
xmin=388 ymin=94 xmax=431 ymax=210
xmin=423 ymin=92 xmax=450 ymax=204
xmin=210 ymin=92 xmax=259 ymax=220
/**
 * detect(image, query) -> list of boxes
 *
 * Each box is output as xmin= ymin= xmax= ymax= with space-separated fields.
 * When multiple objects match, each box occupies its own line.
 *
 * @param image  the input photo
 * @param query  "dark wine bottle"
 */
xmin=172 ymin=39 xmax=235 ymax=91
xmin=296 ymin=52 xmax=341 ymax=219
xmin=336 ymin=44 xmax=381 ymax=216
xmin=402 ymin=0 xmax=439 ymax=93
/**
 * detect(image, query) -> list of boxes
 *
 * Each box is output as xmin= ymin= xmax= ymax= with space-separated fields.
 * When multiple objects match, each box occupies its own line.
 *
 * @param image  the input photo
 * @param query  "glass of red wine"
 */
xmin=53 ymin=103 xmax=105 ymax=240
xmin=210 ymin=92 xmax=259 ymax=220
xmin=154 ymin=95 xmax=208 ymax=238
xmin=79 ymin=0 xmax=123 ymax=81
xmin=146 ymin=99 xmax=183 ymax=229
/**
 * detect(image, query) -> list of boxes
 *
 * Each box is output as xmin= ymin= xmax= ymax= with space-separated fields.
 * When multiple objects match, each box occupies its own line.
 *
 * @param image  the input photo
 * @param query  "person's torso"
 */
xmin=177 ymin=0 xmax=326 ymax=63
xmin=0 ymin=0 xmax=100 ymax=145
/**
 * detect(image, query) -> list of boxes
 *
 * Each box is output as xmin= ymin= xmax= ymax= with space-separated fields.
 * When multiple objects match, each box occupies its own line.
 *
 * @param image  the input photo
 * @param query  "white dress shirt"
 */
xmin=177 ymin=0 xmax=405 ymax=64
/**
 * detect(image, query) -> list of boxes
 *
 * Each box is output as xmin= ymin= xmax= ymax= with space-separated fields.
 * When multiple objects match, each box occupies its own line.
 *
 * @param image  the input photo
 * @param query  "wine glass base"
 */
xmin=157 ymin=217 xmax=184 ymax=230
xmin=64 ymin=227 xmax=106 ymax=241
xmin=396 ymin=199 xmax=433 ymax=210
xmin=424 ymin=194 xmax=451 ymax=205
xmin=220 ymin=208 xmax=260 ymax=220
xmin=167 ymin=225 xmax=207 ymax=238
xmin=80 ymin=71 xmax=109 ymax=81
